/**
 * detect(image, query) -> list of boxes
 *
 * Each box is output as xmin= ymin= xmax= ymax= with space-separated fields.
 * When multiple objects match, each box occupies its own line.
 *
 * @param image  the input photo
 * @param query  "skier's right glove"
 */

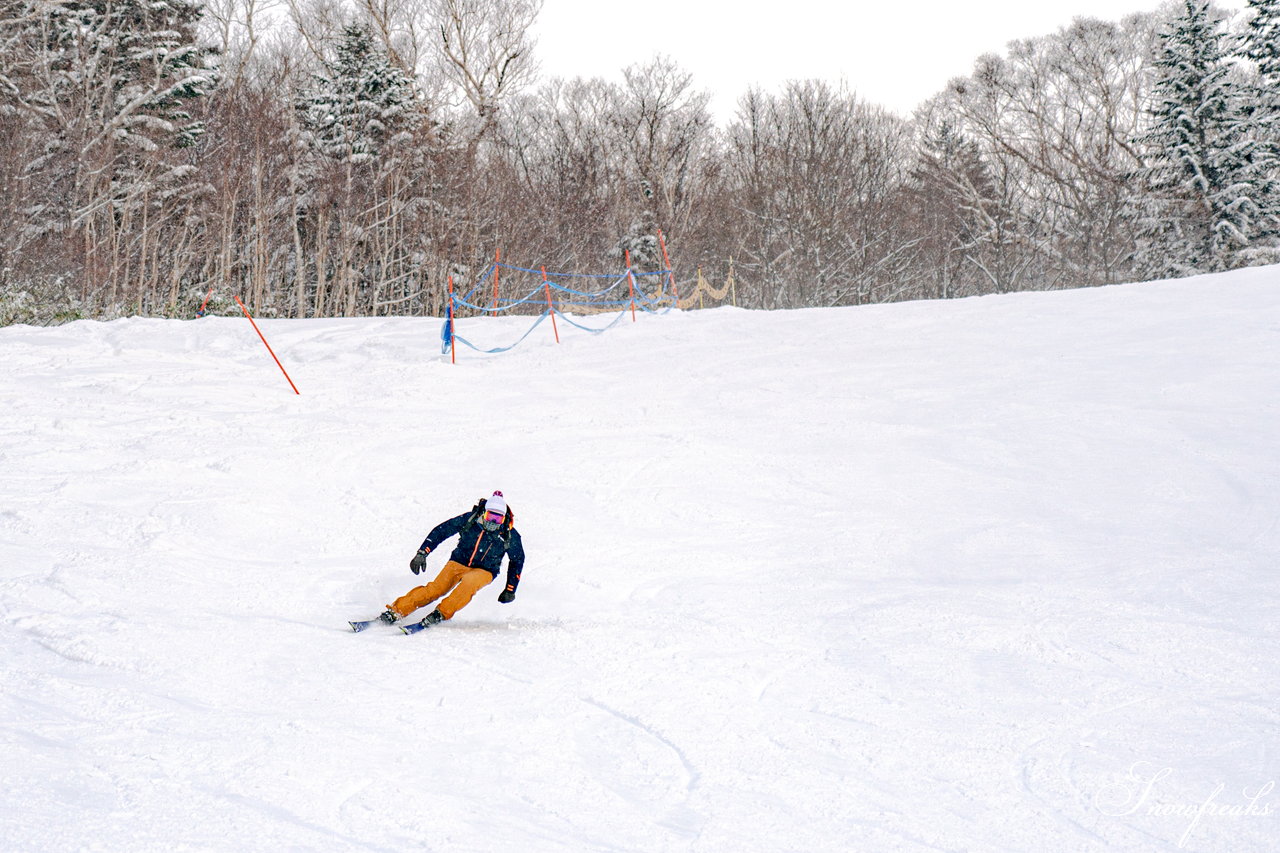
xmin=410 ymin=549 xmax=430 ymax=574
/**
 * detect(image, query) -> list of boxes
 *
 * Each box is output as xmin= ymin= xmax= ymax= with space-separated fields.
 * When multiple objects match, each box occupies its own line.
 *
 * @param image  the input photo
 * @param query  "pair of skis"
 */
xmin=349 ymin=617 xmax=432 ymax=635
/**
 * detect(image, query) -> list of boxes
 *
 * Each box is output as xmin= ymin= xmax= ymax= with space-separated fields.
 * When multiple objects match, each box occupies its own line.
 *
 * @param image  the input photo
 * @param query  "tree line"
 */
xmin=1 ymin=0 xmax=1277 ymax=324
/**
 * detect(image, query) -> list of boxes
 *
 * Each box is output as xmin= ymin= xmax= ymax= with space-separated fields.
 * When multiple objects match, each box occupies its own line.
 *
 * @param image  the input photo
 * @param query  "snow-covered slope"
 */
xmin=2 ymin=268 xmax=1278 ymax=852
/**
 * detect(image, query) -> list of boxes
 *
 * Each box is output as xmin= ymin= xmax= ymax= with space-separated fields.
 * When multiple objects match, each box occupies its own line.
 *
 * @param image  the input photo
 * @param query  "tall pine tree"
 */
xmin=1238 ymin=0 xmax=1280 ymax=249
xmin=1132 ymin=0 xmax=1261 ymax=277
xmin=1242 ymin=0 xmax=1280 ymax=110
xmin=5 ymin=0 xmax=217 ymax=152
xmin=0 ymin=0 xmax=217 ymax=302
xmin=297 ymin=24 xmax=417 ymax=163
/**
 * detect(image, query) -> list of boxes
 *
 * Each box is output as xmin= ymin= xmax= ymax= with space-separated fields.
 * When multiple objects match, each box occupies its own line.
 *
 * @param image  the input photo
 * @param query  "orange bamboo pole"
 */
xmin=657 ymin=230 xmax=680 ymax=307
xmin=234 ymin=295 xmax=299 ymax=394
xmin=448 ymin=275 xmax=456 ymax=364
xmin=492 ymin=249 xmax=501 ymax=310
xmin=541 ymin=266 xmax=560 ymax=344
xmin=624 ymin=250 xmax=637 ymax=322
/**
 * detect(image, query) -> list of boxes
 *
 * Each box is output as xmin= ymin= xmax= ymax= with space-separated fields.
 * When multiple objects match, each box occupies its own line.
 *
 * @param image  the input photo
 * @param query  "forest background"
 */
xmin=1 ymin=0 xmax=1278 ymax=323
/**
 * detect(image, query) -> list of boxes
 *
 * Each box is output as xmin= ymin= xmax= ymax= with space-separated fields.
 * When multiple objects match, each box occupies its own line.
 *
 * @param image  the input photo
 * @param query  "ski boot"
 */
xmin=401 ymin=609 xmax=446 ymax=635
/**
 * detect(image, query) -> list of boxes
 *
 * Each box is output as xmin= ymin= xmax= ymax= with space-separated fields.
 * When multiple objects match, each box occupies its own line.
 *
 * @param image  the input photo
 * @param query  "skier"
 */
xmin=377 ymin=491 xmax=524 ymax=630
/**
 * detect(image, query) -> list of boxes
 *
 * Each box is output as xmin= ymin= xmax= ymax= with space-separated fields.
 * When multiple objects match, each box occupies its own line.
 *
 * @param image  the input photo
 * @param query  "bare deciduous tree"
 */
xmin=427 ymin=0 xmax=541 ymax=141
xmin=725 ymin=81 xmax=915 ymax=307
xmin=945 ymin=15 xmax=1160 ymax=288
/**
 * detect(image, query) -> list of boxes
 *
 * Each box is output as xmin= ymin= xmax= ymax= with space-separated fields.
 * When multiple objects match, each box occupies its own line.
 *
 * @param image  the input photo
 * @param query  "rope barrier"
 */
xmin=554 ymin=305 xmax=633 ymax=335
xmin=448 ymin=310 xmax=555 ymax=354
xmin=440 ymin=253 xmax=739 ymax=360
xmin=676 ymin=261 xmax=738 ymax=310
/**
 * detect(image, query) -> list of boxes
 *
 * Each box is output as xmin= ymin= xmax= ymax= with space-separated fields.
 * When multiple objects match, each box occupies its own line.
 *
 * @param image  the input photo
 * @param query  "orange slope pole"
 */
xmin=448 ymin=275 xmax=457 ymax=364
xmin=234 ymin=295 xmax=299 ymax=395
xmin=492 ymin=249 xmax=501 ymax=310
xmin=624 ymin=250 xmax=637 ymax=322
xmin=541 ymin=266 xmax=560 ymax=344
xmin=657 ymin=230 xmax=681 ymax=308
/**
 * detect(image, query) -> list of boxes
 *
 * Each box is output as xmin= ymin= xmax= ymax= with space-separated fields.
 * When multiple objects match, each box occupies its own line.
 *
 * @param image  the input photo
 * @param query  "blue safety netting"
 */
xmin=440 ymin=262 xmax=677 ymax=356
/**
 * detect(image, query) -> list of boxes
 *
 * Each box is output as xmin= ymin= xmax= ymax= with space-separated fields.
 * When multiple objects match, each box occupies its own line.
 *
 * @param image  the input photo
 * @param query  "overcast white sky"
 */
xmin=532 ymin=0 xmax=1250 ymax=122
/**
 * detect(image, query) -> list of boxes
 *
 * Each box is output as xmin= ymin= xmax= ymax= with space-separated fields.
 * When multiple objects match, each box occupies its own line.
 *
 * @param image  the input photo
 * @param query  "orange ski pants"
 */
xmin=390 ymin=560 xmax=494 ymax=621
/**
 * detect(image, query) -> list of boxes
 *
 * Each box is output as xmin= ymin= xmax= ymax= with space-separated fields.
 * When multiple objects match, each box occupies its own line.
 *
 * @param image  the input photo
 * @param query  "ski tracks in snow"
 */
xmin=4 ymin=274 xmax=1280 ymax=850
xmin=578 ymin=696 xmax=706 ymax=842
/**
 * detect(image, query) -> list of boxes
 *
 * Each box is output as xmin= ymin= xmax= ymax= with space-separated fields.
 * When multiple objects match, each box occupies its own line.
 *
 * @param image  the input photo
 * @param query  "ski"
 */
xmin=349 ymin=616 xmax=394 ymax=632
xmin=350 ymin=613 xmax=438 ymax=634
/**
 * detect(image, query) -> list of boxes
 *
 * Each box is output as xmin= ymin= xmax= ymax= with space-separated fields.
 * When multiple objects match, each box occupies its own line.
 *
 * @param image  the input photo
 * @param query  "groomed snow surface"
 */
xmin=2 ymin=267 xmax=1278 ymax=852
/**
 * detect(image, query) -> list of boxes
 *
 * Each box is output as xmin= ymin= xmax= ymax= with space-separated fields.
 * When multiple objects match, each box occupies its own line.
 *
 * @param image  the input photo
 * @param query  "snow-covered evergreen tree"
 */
xmin=297 ymin=24 xmax=417 ymax=163
xmin=1132 ymin=0 xmax=1262 ymax=277
xmin=2 ymin=0 xmax=216 ymax=158
xmin=1241 ymin=0 xmax=1280 ymax=104
xmin=0 ymin=0 xmax=217 ymax=306
xmin=1238 ymin=0 xmax=1280 ymax=248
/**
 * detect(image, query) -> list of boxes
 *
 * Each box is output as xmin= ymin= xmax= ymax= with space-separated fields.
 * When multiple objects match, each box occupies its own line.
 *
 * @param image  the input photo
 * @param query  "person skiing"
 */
xmin=377 ymin=491 xmax=524 ymax=630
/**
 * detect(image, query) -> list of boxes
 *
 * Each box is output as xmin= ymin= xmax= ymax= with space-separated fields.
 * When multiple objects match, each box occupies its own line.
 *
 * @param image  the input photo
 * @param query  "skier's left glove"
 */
xmin=498 ymin=587 xmax=516 ymax=604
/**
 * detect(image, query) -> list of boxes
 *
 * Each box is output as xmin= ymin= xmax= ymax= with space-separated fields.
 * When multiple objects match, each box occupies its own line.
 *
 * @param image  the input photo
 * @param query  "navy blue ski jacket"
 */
xmin=420 ymin=512 xmax=525 ymax=593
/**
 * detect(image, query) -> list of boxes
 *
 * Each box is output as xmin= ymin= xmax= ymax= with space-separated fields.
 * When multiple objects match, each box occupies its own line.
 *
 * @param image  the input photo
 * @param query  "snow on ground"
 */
xmin=1 ymin=267 xmax=1278 ymax=852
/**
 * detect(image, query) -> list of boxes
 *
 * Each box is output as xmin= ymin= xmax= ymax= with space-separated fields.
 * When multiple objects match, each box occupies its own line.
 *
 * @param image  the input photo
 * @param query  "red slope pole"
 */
xmin=234 ymin=295 xmax=299 ymax=395
xmin=657 ymin=230 xmax=681 ymax=308
xmin=624 ymin=250 xmax=637 ymax=322
xmin=541 ymin=266 xmax=560 ymax=344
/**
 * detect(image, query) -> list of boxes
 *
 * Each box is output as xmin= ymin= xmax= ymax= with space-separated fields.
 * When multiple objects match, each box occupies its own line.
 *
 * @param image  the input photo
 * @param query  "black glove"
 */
xmin=498 ymin=588 xmax=516 ymax=604
xmin=410 ymin=549 xmax=429 ymax=574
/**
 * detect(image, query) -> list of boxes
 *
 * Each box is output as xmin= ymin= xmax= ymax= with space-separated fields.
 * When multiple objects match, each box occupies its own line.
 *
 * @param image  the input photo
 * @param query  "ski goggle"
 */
xmin=480 ymin=509 xmax=505 ymax=531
